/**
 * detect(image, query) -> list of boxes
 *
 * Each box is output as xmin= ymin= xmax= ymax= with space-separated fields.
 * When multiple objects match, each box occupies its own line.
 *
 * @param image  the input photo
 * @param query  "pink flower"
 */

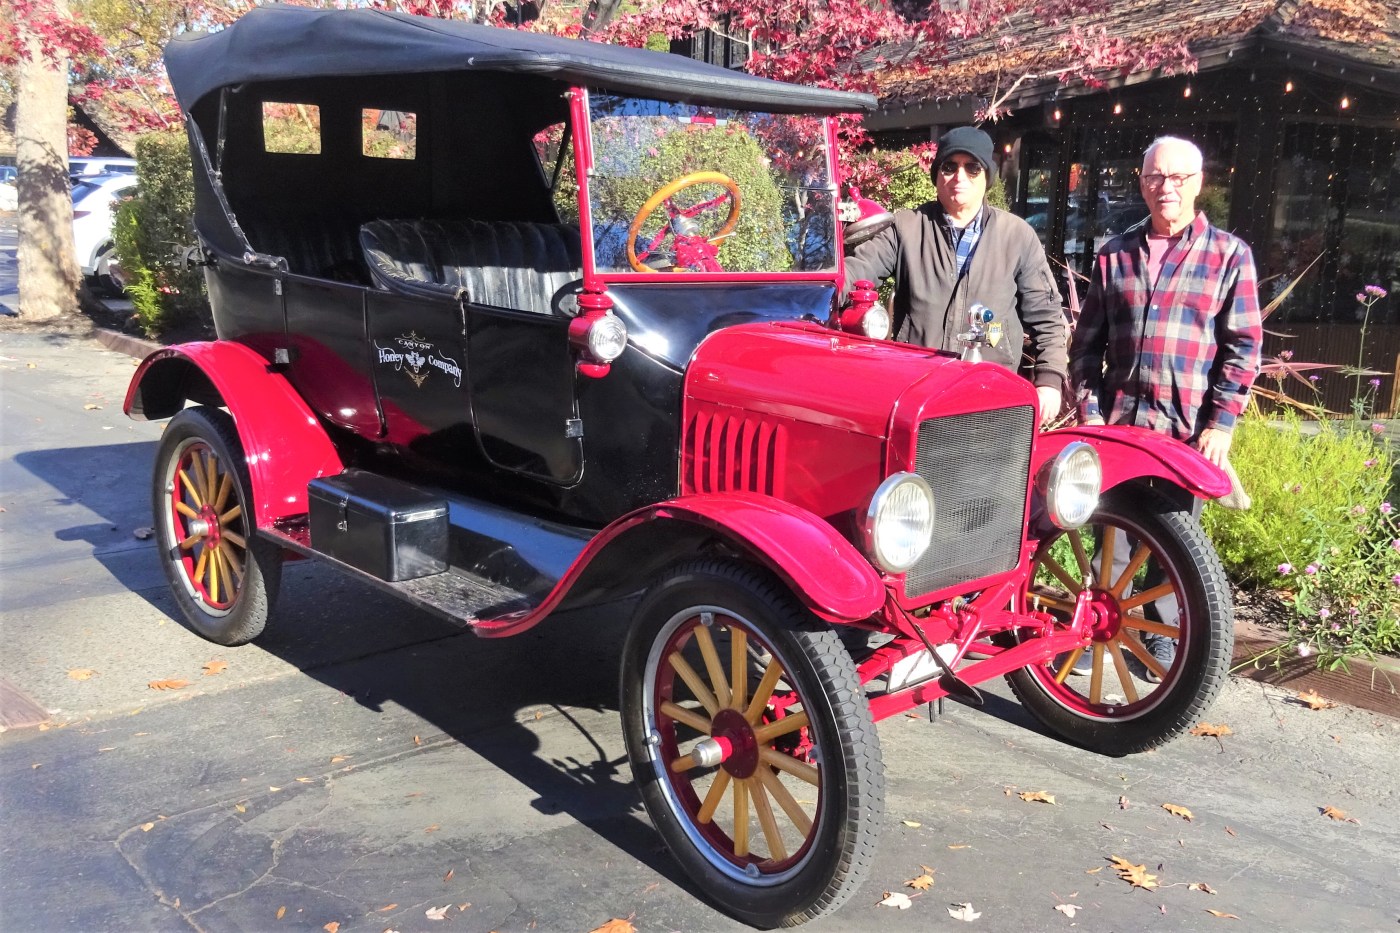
xmin=1297 ymin=643 xmax=1313 ymax=658
xmin=1318 ymin=607 xmax=1331 ymax=620
xmin=1364 ymin=284 xmax=1388 ymax=298
xmin=1365 ymin=459 xmax=1378 ymax=468
xmin=1309 ymin=375 xmax=1320 ymax=383
xmin=1393 ymin=574 xmax=1400 ymax=587
xmin=1393 ymin=539 xmax=1400 ymax=553
xmin=1349 ymin=607 xmax=1360 ymax=617
xmin=1291 ymin=484 xmax=1303 ymax=494
xmin=1370 ymin=378 xmax=1382 ymax=387
xmin=1305 ymin=563 xmax=1319 ymax=575
xmin=1372 ymin=423 xmax=1385 ymax=434
xmin=1279 ymin=349 xmax=1294 ymax=361
xmin=1331 ymin=622 xmax=1341 ymax=631
xmin=1383 ymin=502 xmax=1393 ymax=514
xmin=1278 ymin=562 xmax=1293 ymax=575
xmin=1352 ymin=505 xmax=1367 ymax=516
xmin=1356 ymin=292 xmax=1368 ymax=303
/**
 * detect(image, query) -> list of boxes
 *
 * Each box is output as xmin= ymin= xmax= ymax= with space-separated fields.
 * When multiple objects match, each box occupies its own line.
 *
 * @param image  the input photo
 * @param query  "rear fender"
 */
xmin=1034 ymin=425 xmax=1229 ymax=500
xmin=125 ymin=342 xmax=344 ymax=525
xmin=555 ymin=493 xmax=886 ymax=626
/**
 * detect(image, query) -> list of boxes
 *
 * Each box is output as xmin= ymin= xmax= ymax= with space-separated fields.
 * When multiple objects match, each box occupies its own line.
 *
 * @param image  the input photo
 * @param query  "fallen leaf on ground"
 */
xmin=424 ymin=824 xmax=440 ymax=833
xmin=83 ymin=403 xmax=102 ymax=410
xmin=276 ymin=906 xmax=285 ymax=919
xmin=133 ymin=527 xmax=154 ymax=539
xmin=1085 ymin=866 xmax=1104 ymax=874
xmin=376 ymin=904 xmax=398 ymax=912
xmin=879 ymin=892 xmax=913 ymax=909
xmin=425 ymin=905 xmax=450 ymax=920
xmin=323 ymin=923 xmax=339 ymax=933
xmin=140 ymin=822 xmax=155 ymax=832
xmin=1118 ymin=795 xmax=1129 ymax=809
xmin=295 ymin=777 xmax=314 ymax=784
xmin=1188 ymin=882 xmax=1217 ymax=894
xmin=148 ymin=679 xmax=191 ymax=691
xmin=268 ymin=786 xmax=281 ymax=792
xmin=587 ymin=921 xmax=637 ymax=933
xmin=947 ymin=844 xmax=971 ymax=850
xmin=1162 ymin=803 xmax=1194 ymax=821
xmin=948 ymin=902 xmax=982 ymax=921
xmin=1320 ymin=806 xmax=1359 ymax=824
xmin=905 ymin=872 xmax=935 ymax=890
xmin=457 ymin=902 xmax=470 ymax=910
xmin=67 ymin=669 xmax=97 ymax=681
xmin=1205 ymin=909 xmax=1240 ymax=919
xmin=1295 ymin=690 xmax=1336 ymax=710
xmin=443 ymin=868 xmax=454 ymax=882
xmin=901 ymin=819 xmax=921 ymax=827
xmin=413 ymin=735 xmax=422 ymax=746
xmin=1018 ymin=791 xmax=1056 ymax=805
xmin=1054 ymin=904 xmax=1080 ymax=918
xmin=202 ymin=660 xmax=229 ymax=676
xmin=235 ymin=804 xmax=246 ymax=813
xmin=1190 ymin=722 xmax=1233 ymax=737
xmin=1108 ymin=856 xmax=1159 ymax=889
xmin=1224 ymin=826 xmax=1236 ymax=836
xmin=330 ymin=755 xmax=348 ymax=763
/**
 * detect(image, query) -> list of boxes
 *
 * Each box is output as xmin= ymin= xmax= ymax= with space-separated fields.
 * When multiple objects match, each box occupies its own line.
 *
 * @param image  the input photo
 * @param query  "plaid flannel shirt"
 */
xmin=939 ymin=207 xmax=984 ymax=280
xmin=1069 ymin=212 xmax=1262 ymax=440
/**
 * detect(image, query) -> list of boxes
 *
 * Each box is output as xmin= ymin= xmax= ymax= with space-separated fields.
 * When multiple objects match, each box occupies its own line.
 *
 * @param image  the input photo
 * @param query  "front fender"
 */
xmin=1034 ymin=425 xmax=1230 ymax=500
xmin=125 ymin=342 xmax=344 ymax=525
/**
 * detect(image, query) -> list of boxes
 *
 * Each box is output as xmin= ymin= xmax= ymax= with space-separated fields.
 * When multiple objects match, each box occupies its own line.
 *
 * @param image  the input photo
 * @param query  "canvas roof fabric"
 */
xmin=164 ymin=4 xmax=877 ymax=115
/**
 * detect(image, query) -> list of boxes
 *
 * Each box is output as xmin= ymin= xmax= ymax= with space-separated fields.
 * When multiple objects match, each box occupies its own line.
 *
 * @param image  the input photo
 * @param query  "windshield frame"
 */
xmin=570 ymin=87 xmax=847 ymax=290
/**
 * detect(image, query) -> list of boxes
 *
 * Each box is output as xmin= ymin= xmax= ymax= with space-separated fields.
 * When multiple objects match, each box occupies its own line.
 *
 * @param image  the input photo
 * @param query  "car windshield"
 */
xmin=584 ymin=94 xmax=838 ymax=276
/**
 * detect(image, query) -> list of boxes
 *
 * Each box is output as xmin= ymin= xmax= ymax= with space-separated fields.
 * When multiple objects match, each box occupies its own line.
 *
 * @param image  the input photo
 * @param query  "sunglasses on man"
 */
xmin=938 ymin=159 xmax=984 ymax=178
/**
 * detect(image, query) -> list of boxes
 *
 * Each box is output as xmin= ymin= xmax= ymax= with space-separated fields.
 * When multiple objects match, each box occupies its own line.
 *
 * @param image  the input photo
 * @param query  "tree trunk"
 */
xmin=15 ymin=0 xmax=80 ymax=323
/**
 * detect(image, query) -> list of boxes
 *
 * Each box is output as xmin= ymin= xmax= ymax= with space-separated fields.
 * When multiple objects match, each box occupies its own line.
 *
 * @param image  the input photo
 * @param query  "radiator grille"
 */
xmin=685 ymin=410 xmax=786 ymax=496
xmin=905 ymin=406 xmax=1035 ymax=598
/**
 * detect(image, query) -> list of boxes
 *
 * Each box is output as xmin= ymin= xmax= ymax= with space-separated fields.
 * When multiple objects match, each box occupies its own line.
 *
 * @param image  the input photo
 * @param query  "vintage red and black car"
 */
xmin=125 ymin=6 xmax=1234 ymax=926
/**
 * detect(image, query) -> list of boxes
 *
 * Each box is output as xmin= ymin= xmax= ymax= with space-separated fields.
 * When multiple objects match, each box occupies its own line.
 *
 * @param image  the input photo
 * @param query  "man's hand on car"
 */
xmin=1036 ymin=385 xmax=1062 ymax=429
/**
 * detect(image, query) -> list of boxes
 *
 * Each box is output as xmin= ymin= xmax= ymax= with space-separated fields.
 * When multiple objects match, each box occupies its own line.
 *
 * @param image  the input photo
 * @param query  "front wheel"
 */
xmin=1006 ymin=488 xmax=1233 ymax=756
xmin=621 ymin=560 xmax=883 ymax=928
xmin=152 ymin=406 xmax=282 ymax=646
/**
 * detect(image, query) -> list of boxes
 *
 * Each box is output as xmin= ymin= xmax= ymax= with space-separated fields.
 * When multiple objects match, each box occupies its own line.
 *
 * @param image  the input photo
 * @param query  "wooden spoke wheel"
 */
xmin=153 ymin=407 xmax=281 ymax=646
xmin=621 ymin=561 xmax=883 ymax=928
xmin=1007 ymin=488 xmax=1233 ymax=756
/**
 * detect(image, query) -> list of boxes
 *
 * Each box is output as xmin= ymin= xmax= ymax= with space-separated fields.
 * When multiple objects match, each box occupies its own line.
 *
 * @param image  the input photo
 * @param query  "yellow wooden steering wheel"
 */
xmin=625 ymin=171 xmax=742 ymax=273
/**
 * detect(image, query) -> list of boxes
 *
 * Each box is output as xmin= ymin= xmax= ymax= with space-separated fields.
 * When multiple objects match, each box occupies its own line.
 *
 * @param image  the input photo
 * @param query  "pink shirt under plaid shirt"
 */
xmin=1070 ymin=211 xmax=1262 ymax=440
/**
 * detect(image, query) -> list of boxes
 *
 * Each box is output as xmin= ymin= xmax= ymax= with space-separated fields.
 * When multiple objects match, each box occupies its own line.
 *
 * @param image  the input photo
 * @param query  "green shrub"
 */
xmin=1202 ymin=407 xmax=1400 ymax=662
xmin=112 ymin=130 xmax=209 ymax=336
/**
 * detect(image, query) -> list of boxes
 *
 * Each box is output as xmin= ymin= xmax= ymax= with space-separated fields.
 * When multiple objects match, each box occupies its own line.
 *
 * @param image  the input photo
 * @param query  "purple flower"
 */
xmin=1298 ymin=643 xmax=1313 ymax=658
xmin=1279 ymin=349 xmax=1294 ymax=361
xmin=1318 ymin=607 xmax=1331 ymax=620
xmin=1309 ymin=375 xmax=1320 ymax=383
xmin=1356 ymin=292 xmax=1368 ymax=303
xmin=1372 ymin=423 xmax=1386 ymax=434
xmin=1370 ymin=378 xmax=1382 ymax=387
xmin=1383 ymin=502 xmax=1393 ymax=514
xmin=1365 ymin=459 xmax=1378 ymax=468
xmin=1392 ymin=539 xmax=1400 ymax=553
xmin=1349 ymin=607 xmax=1360 ymax=617
xmin=1393 ymin=573 xmax=1400 ymax=587
xmin=1278 ymin=562 xmax=1294 ymax=575
xmin=1364 ymin=284 xmax=1388 ymax=298
xmin=1330 ymin=622 xmax=1341 ymax=631
xmin=1305 ymin=563 xmax=1319 ymax=575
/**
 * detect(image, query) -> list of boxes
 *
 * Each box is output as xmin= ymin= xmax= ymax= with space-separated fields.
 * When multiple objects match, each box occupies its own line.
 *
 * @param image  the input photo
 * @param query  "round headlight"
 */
xmin=1045 ymin=441 xmax=1102 ymax=529
xmin=861 ymin=304 xmax=891 ymax=340
xmin=863 ymin=472 xmax=935 ymax=573
xmin=587 ymin=311 xmax=628 ymax=362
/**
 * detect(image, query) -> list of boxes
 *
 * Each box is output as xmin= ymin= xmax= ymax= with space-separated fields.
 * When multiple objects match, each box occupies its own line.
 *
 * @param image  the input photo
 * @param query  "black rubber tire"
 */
xmin=1006 ymin=488 xmax=1233 ymax=756
xmin=152 ymin=406 xmax=282 ymax=646
xmin=620 ymin=560 xmax=884 ymax=928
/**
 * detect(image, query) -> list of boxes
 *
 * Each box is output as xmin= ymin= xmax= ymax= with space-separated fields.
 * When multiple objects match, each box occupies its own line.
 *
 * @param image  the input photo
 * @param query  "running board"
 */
xmin=262 ymin=518 xmax=538 ymax=629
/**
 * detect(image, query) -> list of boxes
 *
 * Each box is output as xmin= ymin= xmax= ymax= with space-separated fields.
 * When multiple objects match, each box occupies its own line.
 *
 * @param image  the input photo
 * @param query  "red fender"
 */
xmin=476 ymin=492 xmax=886 ymax=637
xmin=1034 ymin=425 xmax=1230 ymax=499
xmin=124 ymin=342 xmax=344 ymax=524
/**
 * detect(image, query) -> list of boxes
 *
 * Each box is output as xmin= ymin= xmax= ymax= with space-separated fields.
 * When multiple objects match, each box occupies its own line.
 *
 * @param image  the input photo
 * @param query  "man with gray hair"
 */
xmin=1067 ymin=135 xmax=1262 ymax=678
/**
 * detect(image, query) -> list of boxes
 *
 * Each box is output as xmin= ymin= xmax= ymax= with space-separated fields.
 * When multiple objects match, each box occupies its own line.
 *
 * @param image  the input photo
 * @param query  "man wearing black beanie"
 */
xmin=844 ymin=125 xmax=1068 ymax=427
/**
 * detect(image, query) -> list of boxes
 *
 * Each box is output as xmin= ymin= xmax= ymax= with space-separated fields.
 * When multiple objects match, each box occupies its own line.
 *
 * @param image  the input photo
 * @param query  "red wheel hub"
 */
xmin=710 ymin=708 xmax=759 ymax=778
xmin=1083 ymin=589 xmax=1122 ymax=641
xmin=198 ymin=503 xmax=222 ymax=547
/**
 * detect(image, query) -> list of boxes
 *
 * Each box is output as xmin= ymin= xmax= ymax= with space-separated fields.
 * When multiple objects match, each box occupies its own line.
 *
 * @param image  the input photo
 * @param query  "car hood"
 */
xmin=684 ymin=321 xmax=1037 ymax=439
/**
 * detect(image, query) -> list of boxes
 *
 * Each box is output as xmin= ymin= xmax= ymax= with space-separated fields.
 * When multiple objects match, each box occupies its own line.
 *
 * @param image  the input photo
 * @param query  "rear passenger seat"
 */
xmin=360 ymin=219 xmax=583 ymax=316
xmin=236 ymin=213 xmax=372 ymax=284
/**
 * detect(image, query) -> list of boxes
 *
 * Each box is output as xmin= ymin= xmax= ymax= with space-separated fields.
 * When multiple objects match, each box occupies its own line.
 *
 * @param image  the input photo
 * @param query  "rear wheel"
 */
xmin=621 ymin=560 xmax=883 ymax=928
xmin=1007 ymin=488 xmax=1233 ymax=756
xmin=152 ymin=406 xmax=282 ymax=645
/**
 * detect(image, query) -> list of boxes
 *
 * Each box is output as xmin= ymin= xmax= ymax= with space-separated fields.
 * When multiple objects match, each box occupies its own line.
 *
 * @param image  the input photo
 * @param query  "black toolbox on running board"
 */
xmin=308 ymin=471 xmax=448 ymax=582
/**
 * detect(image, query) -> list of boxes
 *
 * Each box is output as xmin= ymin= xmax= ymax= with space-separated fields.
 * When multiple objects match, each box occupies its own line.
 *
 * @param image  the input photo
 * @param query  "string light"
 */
xmin=1053 ymin=108 xmax=1062 ymax=121
xmin=1183 ymin=84 xmax=1192 ymax=98
xmin=1285 ymin=79 xmax=1294 ymax=92
xmin=1113 ymin=102 xmax=1123 ymax=115
xmin=1340 ymin=96 xmax=1351 ymax=109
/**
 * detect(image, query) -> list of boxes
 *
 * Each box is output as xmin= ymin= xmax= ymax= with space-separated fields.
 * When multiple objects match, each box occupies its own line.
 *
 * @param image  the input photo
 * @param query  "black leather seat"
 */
xmin=237 ymin=213 xmax=371 ymax=284
xmin=360 ymin=219 xmax=583 ymax=315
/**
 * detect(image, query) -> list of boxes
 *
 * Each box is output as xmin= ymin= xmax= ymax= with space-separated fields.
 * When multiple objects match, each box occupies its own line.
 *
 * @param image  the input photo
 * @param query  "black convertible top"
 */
xmin=165 ymin=4 xmax=876 ymax=115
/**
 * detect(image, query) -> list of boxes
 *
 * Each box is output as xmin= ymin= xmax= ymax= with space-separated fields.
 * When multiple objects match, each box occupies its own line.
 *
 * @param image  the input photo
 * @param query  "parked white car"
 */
xmin=0 ymin=165 xmax=16 ymax=212
xmin=72 ymin=173 xmax=137 ymax=296
xmin=69 ymin=156 xmax=136 ymax=184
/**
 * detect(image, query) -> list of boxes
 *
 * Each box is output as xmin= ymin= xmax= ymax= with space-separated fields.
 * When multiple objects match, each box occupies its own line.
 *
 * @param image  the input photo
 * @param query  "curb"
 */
xmin=1232 ymin=620 xmax=1400 ymax=719
xmin=93 ymin=326 xmax=160 ymax=359
xmin=86 ymin=326 xmax=1400 ymax=720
